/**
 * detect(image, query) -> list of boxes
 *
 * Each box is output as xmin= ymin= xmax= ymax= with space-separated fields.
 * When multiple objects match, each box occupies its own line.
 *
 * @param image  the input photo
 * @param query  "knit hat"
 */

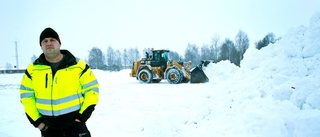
xmin=39 ymin=27 xmax=61 ymax=46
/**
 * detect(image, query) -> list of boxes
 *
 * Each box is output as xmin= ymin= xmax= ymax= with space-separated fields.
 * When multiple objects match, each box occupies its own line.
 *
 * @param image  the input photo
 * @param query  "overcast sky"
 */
xmin=1 ymin=0 xmax=319 ymax=69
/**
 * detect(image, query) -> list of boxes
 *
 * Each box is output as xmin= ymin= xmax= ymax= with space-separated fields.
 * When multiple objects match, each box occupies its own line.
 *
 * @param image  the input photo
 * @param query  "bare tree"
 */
xmin=229 ymin=43 xmax=240 ymax=66
xmin=169 ymin=51 xmax=181 ymax=61
xmin=235 ymin=30 xmax=249 ymax=61
xmin=219 ymin=38 xmax=233 ymax=61
xmin=128 ymin=47 xmax=140 ymax=65
xmin=184 ymin=43 xmax=201 ymax=67
xmin=210 ymin=34 xmax=220 ymax=62
xmin=88 ymin=47 xmax=105 ymax=69
xmin=200 ymin=44 xmax=210 ymax=60
xmin=219 ymin=38 xmax=240 ymax=66
xmin=106 ymin=46 xmax=115 ymax=67
xmin=122 ymin=48 xmax=130 ymax=67
xmin=113 ymin=49 xmax=122 ymax=71
xmin=255 ymin=32 xmax=276 ymax=50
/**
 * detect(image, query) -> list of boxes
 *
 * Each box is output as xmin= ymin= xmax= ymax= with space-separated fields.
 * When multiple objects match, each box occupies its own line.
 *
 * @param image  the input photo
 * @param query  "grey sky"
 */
xmin=1 ymin=0 xmax=319 ymax=69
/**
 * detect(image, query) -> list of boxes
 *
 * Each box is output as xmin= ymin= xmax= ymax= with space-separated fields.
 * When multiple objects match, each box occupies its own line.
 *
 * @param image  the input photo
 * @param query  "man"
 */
xmin=20 ymin=27 xmax=99 ymax=137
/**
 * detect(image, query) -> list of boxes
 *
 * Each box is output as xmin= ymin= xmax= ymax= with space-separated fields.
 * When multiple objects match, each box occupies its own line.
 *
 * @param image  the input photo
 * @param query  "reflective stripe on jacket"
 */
xmin=20 ymin=50 xmax=99 ymax=128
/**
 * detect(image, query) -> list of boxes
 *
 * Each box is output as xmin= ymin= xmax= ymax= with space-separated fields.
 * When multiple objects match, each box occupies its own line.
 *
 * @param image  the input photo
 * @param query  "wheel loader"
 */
xmin=129 ymin=49 xmax=209 ymax=84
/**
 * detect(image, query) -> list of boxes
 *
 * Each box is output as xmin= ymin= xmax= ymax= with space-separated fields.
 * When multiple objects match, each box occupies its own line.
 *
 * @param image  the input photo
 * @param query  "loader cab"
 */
xmin=151 ymin=50 xmax=170 ymax=69
xmin=152 ymin=50 xmax=170 ymax=61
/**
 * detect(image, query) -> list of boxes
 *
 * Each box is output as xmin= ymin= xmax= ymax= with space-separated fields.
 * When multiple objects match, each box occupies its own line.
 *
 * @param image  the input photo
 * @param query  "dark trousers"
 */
xmin=41 ymin=122 xmax=91 ymax=137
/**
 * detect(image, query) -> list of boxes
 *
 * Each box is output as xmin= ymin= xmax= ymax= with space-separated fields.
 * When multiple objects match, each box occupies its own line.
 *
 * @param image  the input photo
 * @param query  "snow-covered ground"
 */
xmin=1 ymin=12 xmax=320 ymax=137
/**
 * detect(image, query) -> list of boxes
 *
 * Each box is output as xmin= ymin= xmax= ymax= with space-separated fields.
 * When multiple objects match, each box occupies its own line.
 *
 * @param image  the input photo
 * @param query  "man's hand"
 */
xmin=38 ymin=123 xmax=46 ymax=130
xmin=75 ymin=119 xmax=81 ymax=122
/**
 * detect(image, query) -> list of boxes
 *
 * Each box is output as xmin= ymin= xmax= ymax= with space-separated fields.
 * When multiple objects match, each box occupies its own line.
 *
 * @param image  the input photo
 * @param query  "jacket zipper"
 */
xmin=45 ymin=73 xmax=48 ymax=88
xmin=51 ymin=75 xmax=54 ymax=116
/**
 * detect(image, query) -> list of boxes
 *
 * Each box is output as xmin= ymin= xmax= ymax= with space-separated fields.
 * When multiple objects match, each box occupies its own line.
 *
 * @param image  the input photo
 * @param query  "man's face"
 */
xmin=40 ymin=37 xmax=60 ymax=57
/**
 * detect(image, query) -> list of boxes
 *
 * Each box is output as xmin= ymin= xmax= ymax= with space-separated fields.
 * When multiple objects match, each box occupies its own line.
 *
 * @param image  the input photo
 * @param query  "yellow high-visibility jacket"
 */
xmin=20 ymin=50 xmax=99 ymax=128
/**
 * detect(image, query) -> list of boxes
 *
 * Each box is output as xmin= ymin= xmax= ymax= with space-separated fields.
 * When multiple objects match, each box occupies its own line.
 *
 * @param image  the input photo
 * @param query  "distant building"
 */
xmin=0 ymin=68 xmax=25 ymax=74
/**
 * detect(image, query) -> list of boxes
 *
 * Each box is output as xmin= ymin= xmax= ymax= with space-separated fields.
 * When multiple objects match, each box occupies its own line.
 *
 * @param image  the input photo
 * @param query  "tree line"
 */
xmin=22 ymin=31 xmax=277 ymax=71
xmin=85 ymin=31 xmax=278 ymax=71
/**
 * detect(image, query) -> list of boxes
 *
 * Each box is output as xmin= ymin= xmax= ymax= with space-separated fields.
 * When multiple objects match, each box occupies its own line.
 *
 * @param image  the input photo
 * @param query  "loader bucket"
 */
xmin=190 ymin=65 xmax=209 ymax=83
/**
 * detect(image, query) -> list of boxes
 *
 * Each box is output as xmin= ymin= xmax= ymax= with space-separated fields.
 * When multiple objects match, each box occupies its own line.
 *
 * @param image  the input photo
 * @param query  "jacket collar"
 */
xmin=34 ymin=50 xmax=77 ymax=67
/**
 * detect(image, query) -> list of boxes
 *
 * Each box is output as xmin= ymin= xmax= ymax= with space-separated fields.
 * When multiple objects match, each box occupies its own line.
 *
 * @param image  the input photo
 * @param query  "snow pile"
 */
xmin=203 ymin=60 xmax=239 ymax=83
xmin=203 ymin=11 xmax=320 ymax=136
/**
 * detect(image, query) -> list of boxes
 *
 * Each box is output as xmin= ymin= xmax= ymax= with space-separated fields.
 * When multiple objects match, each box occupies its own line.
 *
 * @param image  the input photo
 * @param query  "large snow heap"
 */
xmin=203 ymin=11 xmax=320 ymax=136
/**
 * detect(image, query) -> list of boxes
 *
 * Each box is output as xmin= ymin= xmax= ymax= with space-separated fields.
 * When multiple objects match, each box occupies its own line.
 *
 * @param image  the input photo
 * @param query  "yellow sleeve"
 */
xmin=20 ymin=66 xmax=43 ymax=127
xmin=79 ymin=62 xmax=99 ymax=114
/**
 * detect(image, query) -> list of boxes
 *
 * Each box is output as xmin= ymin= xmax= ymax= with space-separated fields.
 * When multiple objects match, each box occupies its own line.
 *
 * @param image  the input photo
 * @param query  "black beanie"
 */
xmin=39 ymin=27 xmax=61 ymax=46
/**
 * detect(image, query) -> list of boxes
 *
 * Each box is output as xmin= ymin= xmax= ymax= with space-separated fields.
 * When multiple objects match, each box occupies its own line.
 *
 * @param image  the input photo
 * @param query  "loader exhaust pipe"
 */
xmin=190 ymin=64 xmax=209 ymax=83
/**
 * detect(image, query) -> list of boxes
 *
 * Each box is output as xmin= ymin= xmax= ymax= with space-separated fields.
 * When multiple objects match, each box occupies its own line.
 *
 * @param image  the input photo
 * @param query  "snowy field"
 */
xmin=1 ymin=12 xmax=320 ymax=137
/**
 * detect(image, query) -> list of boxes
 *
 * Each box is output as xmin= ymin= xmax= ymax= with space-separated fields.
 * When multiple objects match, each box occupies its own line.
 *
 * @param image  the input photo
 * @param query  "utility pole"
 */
xmin=15 ymin=41 xmax=19 ymax=70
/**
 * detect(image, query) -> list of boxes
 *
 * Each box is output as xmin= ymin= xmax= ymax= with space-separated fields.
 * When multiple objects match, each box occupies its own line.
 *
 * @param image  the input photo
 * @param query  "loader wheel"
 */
xmin=166 ymin=68 xmax=182 ymax=84
xmin=138 ymin=69 xmax=153 ymax=83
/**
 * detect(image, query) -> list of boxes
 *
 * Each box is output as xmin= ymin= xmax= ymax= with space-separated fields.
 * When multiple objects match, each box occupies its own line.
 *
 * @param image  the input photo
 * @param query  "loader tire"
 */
xmin=138 ymin=69 xmax=153 ymax=83
xmin=166 ymin=68 xmax=182 ymax=84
